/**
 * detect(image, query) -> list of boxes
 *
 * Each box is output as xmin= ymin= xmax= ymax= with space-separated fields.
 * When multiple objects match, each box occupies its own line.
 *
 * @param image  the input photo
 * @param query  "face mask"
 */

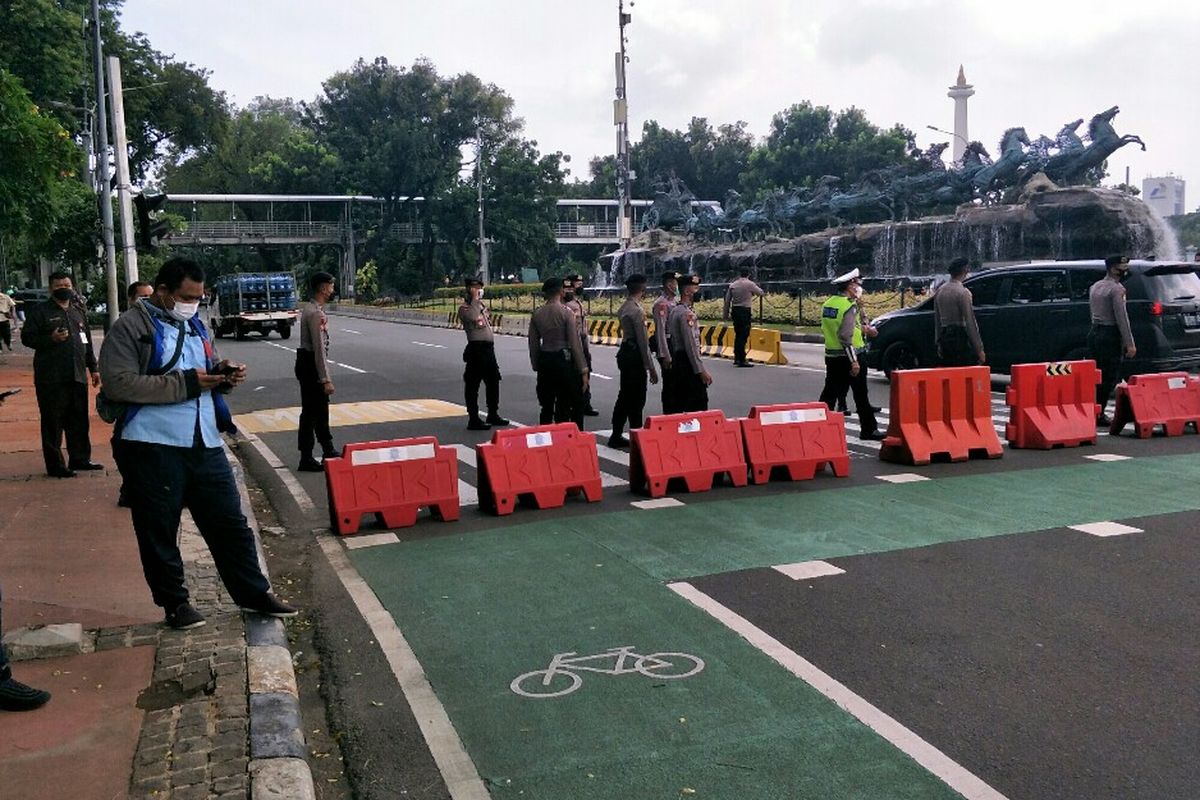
xmin=167 ymin=300 xmax=200 ymax=321
xmin=1117 ymin=269 xmax=1130 ymax=283
xmin=52 ymin=288 xmax=74 ymax=302
xmin=477 ymin=288 xmax=484 ymax=299
xmin=563 ymin=291 xmax=574 ymax=302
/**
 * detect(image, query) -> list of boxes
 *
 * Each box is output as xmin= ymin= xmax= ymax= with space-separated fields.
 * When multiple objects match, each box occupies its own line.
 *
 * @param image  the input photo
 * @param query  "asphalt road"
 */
xmin=217 ymin=314 xmax=1200 ymax=800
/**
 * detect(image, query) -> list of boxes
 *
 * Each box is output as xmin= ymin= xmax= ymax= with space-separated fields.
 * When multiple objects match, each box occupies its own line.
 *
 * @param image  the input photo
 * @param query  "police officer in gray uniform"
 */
xmin=1088 ymin=254 xmax=1136 ymax=425
xmin=459 ymin=276 xmax=509 ymax=431
xmin=651 ymin=271 xmax=679 ymax=411
xmin=529 ymin=278 xmax=590 ymax=428
xmin=564 ymin=274 xmax=599 ymax=417
xmin=608 ymin=274 xmax=658 ymax=448
xmin=934 ymin=257 xmax=986 ymax=367
xmin=666 ymin=274 xmax=712 ymax=412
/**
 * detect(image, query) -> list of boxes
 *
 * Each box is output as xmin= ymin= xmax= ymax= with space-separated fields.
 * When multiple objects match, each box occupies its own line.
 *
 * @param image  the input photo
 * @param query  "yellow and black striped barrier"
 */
xmin=448 ymin=310 xmax=503 ymax=331
xmin=587 ymin=318 xmax=787 ymax=365
xmin=587 ymin=318 xmax=625 ymax=346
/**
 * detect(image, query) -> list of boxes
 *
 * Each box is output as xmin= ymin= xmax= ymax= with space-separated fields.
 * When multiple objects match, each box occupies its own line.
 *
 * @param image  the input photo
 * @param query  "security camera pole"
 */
xmin=107 ymin=55 xmax=138 ymax=287
xmin=615 ymin=0 xmax=633 ymax=250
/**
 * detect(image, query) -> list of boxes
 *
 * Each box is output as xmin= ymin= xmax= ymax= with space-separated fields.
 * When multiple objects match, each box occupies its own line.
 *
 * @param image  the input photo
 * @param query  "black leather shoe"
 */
xmin=467 ymin=416 xmax=491 ymax=431
xmin=857 ymin=406 xmax=882 ymax=415
xmin=47 ymin=467 xmax=76 ymax=478
xmin=607 ymin=434 xmax=630 ymax=449
xmin=68 ymin=462 xmax=104 ymax=471
xmin=0 ymin=676 xmax=51 ymax=711
xmin=1096 ymin=413 xmax=1112 ymax=427
xmin=860 ymin=430 xmax=887 ymax=441
xmin=297 ymin=458 xmax=324 ymax=472
xmin=164 ymin=602 xmax=206 ymax=630
xmin=736 ymin=362 xmax=754 ymax=368
xmin=321 ymin=445 xmax=339 ymax=460
xmin=485 ymin=414 xmax=510 ymax=426
xmin=583 ymin=407 xmax=601 ymax=417
xmin=239 ymin=593 xmax=299 ymax=618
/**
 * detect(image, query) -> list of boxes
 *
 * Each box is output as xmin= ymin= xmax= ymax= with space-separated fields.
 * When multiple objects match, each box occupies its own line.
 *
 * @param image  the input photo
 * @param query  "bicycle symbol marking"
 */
xmin=510 ymin=645 xmax=705 ymax=698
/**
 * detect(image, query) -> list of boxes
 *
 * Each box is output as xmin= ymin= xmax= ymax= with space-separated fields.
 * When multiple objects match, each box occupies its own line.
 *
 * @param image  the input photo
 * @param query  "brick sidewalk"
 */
xmin=0 ymin=342 xmax=312 ymax=799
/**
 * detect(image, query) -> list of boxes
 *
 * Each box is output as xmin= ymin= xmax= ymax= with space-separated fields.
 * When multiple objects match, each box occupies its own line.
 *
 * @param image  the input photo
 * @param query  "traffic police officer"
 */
xmin=564 ymin=274 xmax=599 ymax=416
xmin=529 ymin=277 xmax=589 ymax=428
xmin=459 ymin=276 xmax=509 ymax=431
xmin=608 ymin=273 xmax=658 ymax=448
xmin=652 ymin=271 xmax=679 ymax=411
xmin=723 ymin=268 xmax=765 ymax=367
xmin=1088 ymin=254 xmax=1136 ymax=425
xmin=819 ymin=269 xmax=884 ymax=440
xmin=666 ymin=274 xmax=712 ymax=412
xmin=934 ymin=257 xmax=986 ymax=367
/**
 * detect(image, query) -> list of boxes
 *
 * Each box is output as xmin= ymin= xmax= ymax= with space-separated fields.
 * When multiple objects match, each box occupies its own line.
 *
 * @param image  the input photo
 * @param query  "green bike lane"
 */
xmin=349 ymin=453 xmax=1200 ymax=799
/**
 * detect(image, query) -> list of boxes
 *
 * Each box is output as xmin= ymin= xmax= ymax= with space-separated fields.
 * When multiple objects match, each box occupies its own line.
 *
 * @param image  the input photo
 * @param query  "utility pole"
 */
xmin=106 ymin=56 xmax=138 ymax=286
xmin=614 ymin=0 xmax=633 ymax=250
xmin=90 ymin=0 xmax=119 ymax=327
xmin=477 ymin=127 xmax=489 ymax=284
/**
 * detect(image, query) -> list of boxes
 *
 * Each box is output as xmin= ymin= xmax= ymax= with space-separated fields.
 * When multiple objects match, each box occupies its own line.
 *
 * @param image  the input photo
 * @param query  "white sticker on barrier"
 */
xmin=760 ymin=408 xmax=826 ymax=426
xmin=350 ymin=443 xmax=436 ymax=466
xmin=677 ymin=418 xmax=702 ymax=434
xmin=526 ymin=431 xmax=554 ymax=448
xmin=1168 ymin=376 xmax=1187 ymax=390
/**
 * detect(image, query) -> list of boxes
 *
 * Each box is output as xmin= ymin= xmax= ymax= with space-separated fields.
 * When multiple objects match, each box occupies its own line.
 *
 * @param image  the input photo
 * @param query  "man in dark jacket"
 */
xmin=20 ymin=271 xmax=101 ymax=477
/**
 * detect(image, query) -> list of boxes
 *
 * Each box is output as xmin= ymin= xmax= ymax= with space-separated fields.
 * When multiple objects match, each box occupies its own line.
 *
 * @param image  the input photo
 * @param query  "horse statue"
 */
xmin=972 ymin=127 xmax=1031 ymax=198
xmin=1054 ymin=119 xmax=1086 ymax=153
xmin=685 ymin=204 xmax=722 ymax=242
xmin=738 ymin=193 xmax=780 ymax=241
xmin=640 ymin=174 xmax=696 ymax=232
xmin=828 ymin=170 xmax=894 ymax=225
xmin=1042 ymin=106 xmax=1145 ymax=186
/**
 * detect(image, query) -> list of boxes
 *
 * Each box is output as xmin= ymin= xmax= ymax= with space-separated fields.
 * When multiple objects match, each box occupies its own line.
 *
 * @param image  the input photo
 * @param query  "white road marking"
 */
xmin=315 ymin=535 xmax=491 ymax=800
xmin=451 ymin=443 xmax=477 ymax=468
xmin=631 ymin=497 xmax=685 ymax=510
xmin=458 ymin=480 xmax=479 ymax=507
xmin=668 ymin=581 xmax=1011 ymax=800
xmin=343 ymin=533 xmax=400 ymax=549
xmin=240 ymin=432 xmax=317 ymax=513
xmin=266 ymin=341 xmax=297 ymax=353
xmin=412 ymin=341 xmax=447 ymax=349
xmin=334 ymin=361 xmax=367 ymax=373
xmin=1069 ymin=521 xmax=1143 ymax=537
xmin=263 ymin=338 xmax=364 ymax=372
xmin=253 ymin=385 xmax=266 ymax=391
xmin=773 ymin=560 xmax=846 ymax=580
xmin=1084 ymin=453 xmax=1132 ymax=462
xmin=590 ymin=371 xmax=613 ymax=380
xmin=876 ymin=473 xmax=931 ymax=484
xmin=341 ymin=328 xmax=364 ymax=335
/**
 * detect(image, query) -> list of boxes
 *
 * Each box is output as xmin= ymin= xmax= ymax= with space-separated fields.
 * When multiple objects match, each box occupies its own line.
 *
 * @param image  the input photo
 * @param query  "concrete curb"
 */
xmin=228 ymin=451 xmax=316 ymax=799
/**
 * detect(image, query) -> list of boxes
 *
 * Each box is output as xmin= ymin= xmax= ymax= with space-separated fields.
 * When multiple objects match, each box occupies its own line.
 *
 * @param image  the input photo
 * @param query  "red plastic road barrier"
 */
xmin=1110 ymin=372 xmax=1200 ymax=438
xmin=880 ymin=366 xmax=1003 ymax=465
xmin=325 ymin=437 xmax=460 ymax=535
xmin=629 ymin=411 xmax=747 ymax=498
xmin=475 ymin=424 xmax=602 ymax=515
xmin=1005 ymin=360 xmax=1100 ymax=449
xmin=741 ymin=402 xmax=850 ymax=484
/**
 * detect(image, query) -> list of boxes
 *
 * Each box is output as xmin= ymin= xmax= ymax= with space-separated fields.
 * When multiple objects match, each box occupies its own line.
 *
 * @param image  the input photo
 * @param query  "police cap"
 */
xmin=831 ymin=268 xmax=861 ymax=285
xmin=661 ymin=270 xmax=681 ymax=285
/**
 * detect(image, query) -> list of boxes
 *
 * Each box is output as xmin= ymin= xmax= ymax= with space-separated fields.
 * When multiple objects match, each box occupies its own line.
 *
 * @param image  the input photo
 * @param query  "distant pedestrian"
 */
xmin=100 ymin=257 xmax=297 ymax=630
xmin=0 ymin=289 xmax=16 ymax=351
xmin=126 ymin=281 xmax=153 ymax=310
xmin=819 ymin=269 xmax=884 ymax=440
xmin=564 ymin=274 xmax=599 ymax=416
xmin=20 ymin=271 xmax=101 ymax=477
xmin=723 ymin=268 xmax=764 ymax=367
xmin=1089 ymin=254 xmax=1136 ymax=426
xmin=608 ymin=274 xmax=658 ymax=448
xmin=459 ymin=276 xmax=508 ymax=431
xmin=652 ymin=271 xmax=679 ymax=411
xmin=296 ymin=271 xmax=338 ymax=472
xmin=934 ymin=257 xmax=986 ymax=367
xmin=666 ymin=274 xmax=711 ymax=413
xmin=115 ymin=281 xmax=157 ymax=507
xmin=529 ymin=277 xmax=589 ymax=427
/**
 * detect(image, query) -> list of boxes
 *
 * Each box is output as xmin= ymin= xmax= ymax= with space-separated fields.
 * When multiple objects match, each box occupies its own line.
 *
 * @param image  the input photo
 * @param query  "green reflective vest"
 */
xmin=821 ymin=294 xmax=863 ymax=354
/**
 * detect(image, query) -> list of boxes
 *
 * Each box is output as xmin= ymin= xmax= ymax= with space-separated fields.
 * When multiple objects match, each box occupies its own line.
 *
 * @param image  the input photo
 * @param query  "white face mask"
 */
xmin=477 ymin=288 xmax=485 ymax=299
xmin=167 ymin=300 xmax=199 ymax=321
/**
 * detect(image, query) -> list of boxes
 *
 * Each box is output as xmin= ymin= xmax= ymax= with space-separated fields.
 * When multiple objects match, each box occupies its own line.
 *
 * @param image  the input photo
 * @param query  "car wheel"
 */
xmin=882 ymin=340 xmax=922 ymax=378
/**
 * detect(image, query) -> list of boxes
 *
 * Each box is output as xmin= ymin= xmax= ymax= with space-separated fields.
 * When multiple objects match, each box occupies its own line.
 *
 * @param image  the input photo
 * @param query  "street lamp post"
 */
xmin=926 ymin=124 xmax=969 ymax=148
xmin=614 ymin=0 xmax=634 ymax=250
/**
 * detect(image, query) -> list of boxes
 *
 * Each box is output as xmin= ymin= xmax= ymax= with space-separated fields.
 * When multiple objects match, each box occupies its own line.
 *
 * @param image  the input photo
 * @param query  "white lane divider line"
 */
xmin=631 ymin=497 xmax=685 ymax=510
xmin=773 ymin=560 xmax=845 ymax=580
xmin=667 ymin=581 xmax=1011 ymax=800
xmin=1069 ymin=521 xmax=1143 ymax=537
xmin=451 ymin=443 xmax=477 ymax=468
xmin=876 ymin=473 xmax=931 ymax=484
xmin=343 ymin=533 xmax=400 ymax=550
xmin=316 ymin=536 xmax=491 ymax=800
xmin=341 ymin=328 xmax=364 ymax=335
xmin=590 ymin=372 xmax=613 ymax=380
xmin=266 ymin=341 xmax=297 ymax=353
xmin=1084 ymin=453 xmax=1132 ymax=462
xmin=458 ymin=480 xmax=479 ymax=507
xmin=334 ymin=361 xmax=367 ymax=373
xmin=412 ymin=341 xmax=447 ymax=349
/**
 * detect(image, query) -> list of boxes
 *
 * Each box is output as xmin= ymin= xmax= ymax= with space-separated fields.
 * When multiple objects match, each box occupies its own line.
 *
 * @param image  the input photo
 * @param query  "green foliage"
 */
xmin=355 ymin=259 xmax=379 ymax=301
xmin=0 ymin=0 xmax=87 ymax=127
xmin=432 ymin=281 xmax=542 ymax=300
xmin=1168 ymin=212 xmax=1200 ymax=250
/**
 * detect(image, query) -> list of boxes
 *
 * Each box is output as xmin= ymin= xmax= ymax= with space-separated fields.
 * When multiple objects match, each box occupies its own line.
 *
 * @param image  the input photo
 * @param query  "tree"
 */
xmin=482 ymin=138 xmax=566 ymax=273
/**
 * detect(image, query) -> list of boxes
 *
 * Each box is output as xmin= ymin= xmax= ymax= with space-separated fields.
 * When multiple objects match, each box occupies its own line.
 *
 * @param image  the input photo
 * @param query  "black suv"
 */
xmin=863 ymin=260 xmax=1200 ymax=378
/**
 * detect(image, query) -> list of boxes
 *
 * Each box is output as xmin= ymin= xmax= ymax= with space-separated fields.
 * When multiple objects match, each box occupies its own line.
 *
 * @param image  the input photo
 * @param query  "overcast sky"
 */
xmin=122 ymin=0 xmax=1198 ymax=207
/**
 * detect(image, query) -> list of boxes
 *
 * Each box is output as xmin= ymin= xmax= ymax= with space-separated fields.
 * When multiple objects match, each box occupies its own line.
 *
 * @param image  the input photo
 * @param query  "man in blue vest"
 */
xmin=819 ymin=269 xmax=884 ymax=440
xmin=99 ymin=258 xmax=297 ymax=630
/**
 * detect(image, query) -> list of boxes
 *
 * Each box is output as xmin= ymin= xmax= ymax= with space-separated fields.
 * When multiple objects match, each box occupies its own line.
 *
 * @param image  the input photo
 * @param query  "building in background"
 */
xmin=1142 ymin=176 xmax=1186 ymax=218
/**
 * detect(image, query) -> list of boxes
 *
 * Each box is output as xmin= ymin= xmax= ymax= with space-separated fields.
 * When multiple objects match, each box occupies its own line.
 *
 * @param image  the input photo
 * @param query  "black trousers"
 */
xmin=536 ymin=350 xmax=583 ymax=429
xmin=658 ymin=356 xmax=676 ymax=414
xmin=0 ymin=583 xmax=9 ymax=679
xmin=0 ymin=320 xmax=11 ymax=350
xmin=938 ymin=325 xmax=978 ymax=367
xmin=35 ymin=380 xmax=90 ymax=472
xmin=295 ymin=350 xmax=332 ymax=457
xmin=582 ymin=346 xmax=594 ymax=410
xmin=670 ymin=350 xmax=709 ymax=412
xmin=820 ymin=357 xmax=878 ymax=435
xmin=611 ymin=342 xmax=648 ymax=435
xmin=1088 ymin=325 xmax=1124 ymax=411
xmin=463 ymin=341 xmax=501 ymax=419
xmin=731 ymin=306 xmax=752 ymax=364
xmin=118 ymin=441 xmax=271 ymax=611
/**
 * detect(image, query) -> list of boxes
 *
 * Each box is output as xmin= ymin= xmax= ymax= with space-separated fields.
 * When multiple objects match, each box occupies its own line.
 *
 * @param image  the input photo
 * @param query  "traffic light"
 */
xmin=134 ymin=192 xmax=171 ymax=251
